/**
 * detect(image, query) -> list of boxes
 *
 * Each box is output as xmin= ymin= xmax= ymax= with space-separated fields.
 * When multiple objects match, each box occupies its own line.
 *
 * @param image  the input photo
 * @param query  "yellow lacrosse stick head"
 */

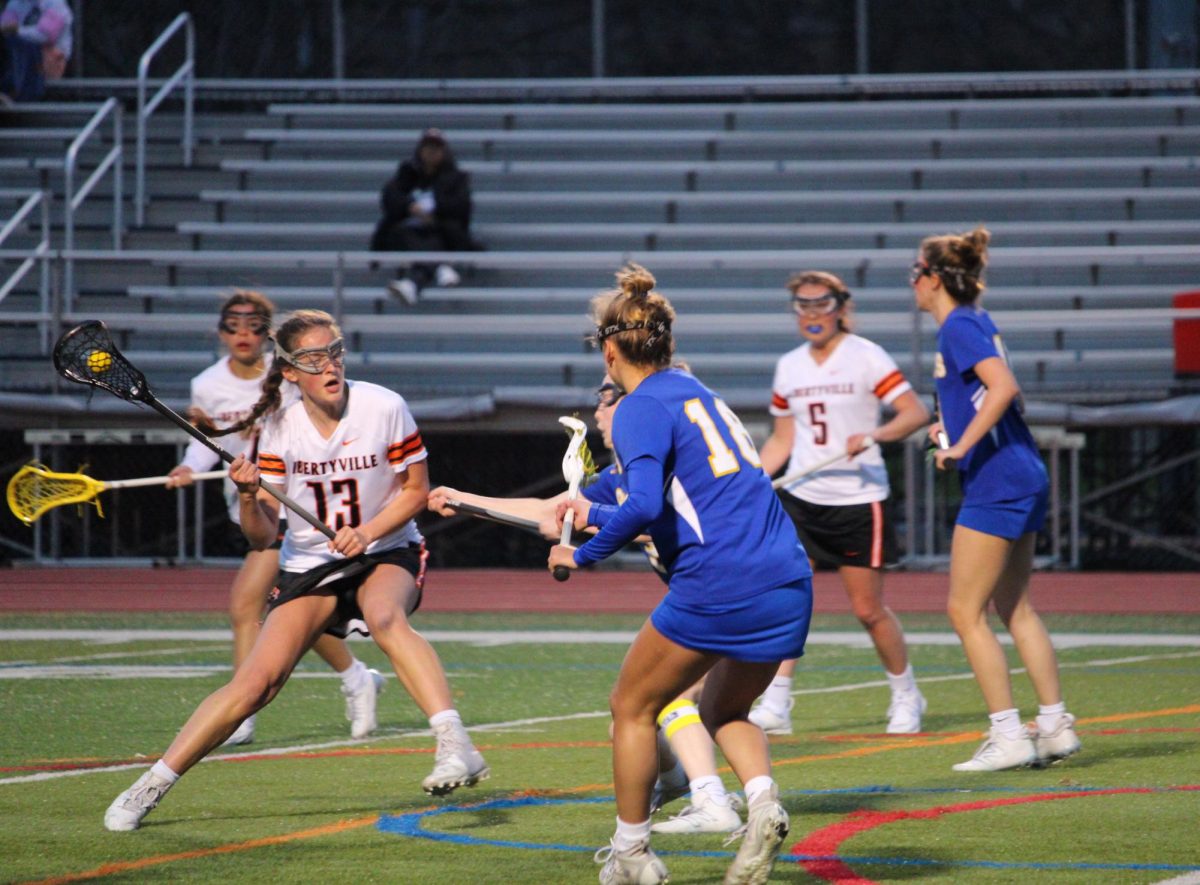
xmin=6 ymin=462 xmax=107 ymax=525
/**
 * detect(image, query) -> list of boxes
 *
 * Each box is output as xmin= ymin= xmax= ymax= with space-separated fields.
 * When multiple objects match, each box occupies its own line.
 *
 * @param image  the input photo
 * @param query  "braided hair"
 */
xmin=919 ymin=225 xmax=991 ymax=305
xmin=200 ymin=309 xmax=341 ymax=438
xmin=589 ymin=263 xmax=676 ymax=369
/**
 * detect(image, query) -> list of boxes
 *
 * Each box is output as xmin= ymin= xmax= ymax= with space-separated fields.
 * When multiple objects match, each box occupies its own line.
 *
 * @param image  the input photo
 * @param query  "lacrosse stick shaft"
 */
xmin=445 ymin=499 xmax=541 ymax=532
xmin=772 ymin=437 xmax=876 ymax=490
xmin=143 ymin=398 xmax=336 ymax=540
xmin=106 ymin=470 xmax=226 ymax=490
xmin=553 ymin=479 xmax=582 ymax=582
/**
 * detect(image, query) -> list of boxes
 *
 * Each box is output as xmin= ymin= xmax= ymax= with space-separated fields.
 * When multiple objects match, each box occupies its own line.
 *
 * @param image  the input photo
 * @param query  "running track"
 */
xmin=1 ymin=568 xmax=1196 ymax=614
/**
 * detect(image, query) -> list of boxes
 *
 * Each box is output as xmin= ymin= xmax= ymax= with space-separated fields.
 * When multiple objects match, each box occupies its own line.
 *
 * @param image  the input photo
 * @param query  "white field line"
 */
xmin=3 ymin=628 xmax=1200 ymax=648
xmin=2 ymin=646 xmax=1197 ymax=788
xmin=1151 ymin=874 xmax=1200 ymax=885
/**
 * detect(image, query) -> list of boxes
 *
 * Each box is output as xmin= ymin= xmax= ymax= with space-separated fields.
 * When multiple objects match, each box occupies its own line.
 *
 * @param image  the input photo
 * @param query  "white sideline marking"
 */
xmin=1 ymin=647 xmax=1197 ymax=788
xmin=1151 ymin=875 xmax=1200 ymax=885
xmin=3 ymin=628 xmax=1200 ymax=648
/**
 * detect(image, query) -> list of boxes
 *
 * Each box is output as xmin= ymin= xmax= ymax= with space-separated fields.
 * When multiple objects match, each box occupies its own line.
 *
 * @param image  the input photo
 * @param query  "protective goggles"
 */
xmin=790 ymin=293 xmax=843 ymax=317
xmin=218 ymin=311 xmax=270 ymax=336
xmin=909 ymin=261 xmax=934 ymax=285
xmin=595 ymin=382 xmax=625 ymax=408
xmin=277 ymin=337 xmax=346 ymax=374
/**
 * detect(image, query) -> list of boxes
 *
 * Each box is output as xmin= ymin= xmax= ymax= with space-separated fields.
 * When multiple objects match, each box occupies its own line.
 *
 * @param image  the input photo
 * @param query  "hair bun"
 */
xmin=617 ymin=262 xmax=656 ymax=298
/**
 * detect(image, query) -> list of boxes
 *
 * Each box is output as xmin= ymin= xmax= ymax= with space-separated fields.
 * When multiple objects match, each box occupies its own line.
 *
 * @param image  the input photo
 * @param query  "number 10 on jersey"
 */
xmin=684 ymin=398 xmax=762 ymax=478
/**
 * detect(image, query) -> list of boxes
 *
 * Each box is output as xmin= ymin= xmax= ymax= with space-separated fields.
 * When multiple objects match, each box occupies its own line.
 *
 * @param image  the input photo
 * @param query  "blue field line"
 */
xmin=377 ymin=788 xmax=1200 ymax=873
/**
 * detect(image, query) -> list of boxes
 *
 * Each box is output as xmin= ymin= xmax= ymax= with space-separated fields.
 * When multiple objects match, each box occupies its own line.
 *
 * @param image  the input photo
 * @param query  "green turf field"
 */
xmin=2 ymin=611 xmax=1199 ymax=884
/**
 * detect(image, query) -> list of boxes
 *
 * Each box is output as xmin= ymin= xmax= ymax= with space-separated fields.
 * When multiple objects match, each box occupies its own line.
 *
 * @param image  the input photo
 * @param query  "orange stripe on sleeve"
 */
xmin=771 ymin=392 xmax=789 ymax=410
xmin=874 ymin=371 xmax=905 ymax=399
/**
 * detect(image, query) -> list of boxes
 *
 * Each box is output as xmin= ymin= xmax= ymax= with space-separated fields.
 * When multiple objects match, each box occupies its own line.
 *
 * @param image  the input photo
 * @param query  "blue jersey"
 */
xmin=935 ymin=306 xmax=1048 ymax=503
xmin=573 ymin=368 xmax=811 ymax=603
xmin=584 ymin=464 xmax=669 ymax=582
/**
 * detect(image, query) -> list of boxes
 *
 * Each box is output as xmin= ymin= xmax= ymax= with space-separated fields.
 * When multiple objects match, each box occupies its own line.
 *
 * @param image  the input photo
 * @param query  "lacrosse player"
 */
xmin=548 ymin=264 xmax=811 ymax=885
xmin=914 ymin=226 xmax=1080 ymax=772
xmin=428 ymin=373 xmax=744 ymax=836
xmin=751 ymin=270 xmax=930 ymax=737
xmin=105 ymin=309 xmax=487 ymax=832
xmin=165 ymin=290 xmax=382 ymax=747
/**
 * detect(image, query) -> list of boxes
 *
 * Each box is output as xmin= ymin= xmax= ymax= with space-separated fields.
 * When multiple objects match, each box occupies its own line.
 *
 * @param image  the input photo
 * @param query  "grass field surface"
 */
xmin=2 ymin=610 xmax=1199 ymax=884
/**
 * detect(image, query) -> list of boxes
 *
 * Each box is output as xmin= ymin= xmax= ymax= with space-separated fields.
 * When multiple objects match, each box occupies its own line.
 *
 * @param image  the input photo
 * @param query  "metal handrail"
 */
xmin=0 ymin=190 xmax=51 ymax=351
xmin=136 ymin=12 xmax=195 ymax=226
xmin=64 ymin=97 xmax=123 ymax=308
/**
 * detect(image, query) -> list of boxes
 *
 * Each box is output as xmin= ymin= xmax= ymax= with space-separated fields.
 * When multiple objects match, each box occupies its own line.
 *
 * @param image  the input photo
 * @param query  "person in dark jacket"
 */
xmin=370 ymin=128 xmax=477 ymax=305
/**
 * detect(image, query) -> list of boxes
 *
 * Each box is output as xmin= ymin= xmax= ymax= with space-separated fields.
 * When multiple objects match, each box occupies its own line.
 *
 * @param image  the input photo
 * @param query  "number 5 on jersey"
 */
xmin=684 ymin=398 xmax=762 ymax=477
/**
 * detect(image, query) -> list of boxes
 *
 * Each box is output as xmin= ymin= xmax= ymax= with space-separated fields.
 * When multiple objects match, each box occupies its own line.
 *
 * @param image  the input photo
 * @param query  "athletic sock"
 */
xmin=337 ymin=659 xmax=369 ymax=691
xmin=150 ymin=760 xmax=180 ymax=784
xmin=613 ymin=816 xmax=651 ymax=850
xmin=762 ymin=676 xmax=793 ymax=714
xmin=688 ymin=775 xmax=730 ymax=808
xmin=1036 ymin=702 xmax=1067 ymax=734
xmin=988 ymin=708 xmax=1024 ymax=740
xmin=743 ymin=775 xmax=775 ymax=807
xmin=885 ymin=664 xmax=918 ymax=696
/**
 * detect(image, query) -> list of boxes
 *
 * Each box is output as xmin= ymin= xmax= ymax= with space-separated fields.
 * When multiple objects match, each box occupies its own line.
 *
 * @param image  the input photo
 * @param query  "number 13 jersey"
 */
xmin=257 ymin=380 xmax=426 ymax=572
xmin=770 ymin=334 xmax=911 ymax=506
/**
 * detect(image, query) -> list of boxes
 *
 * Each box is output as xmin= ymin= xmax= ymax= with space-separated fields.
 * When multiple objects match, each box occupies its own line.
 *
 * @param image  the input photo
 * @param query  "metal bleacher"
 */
xmin=3 ymin=78 xmax=1200 ymax=423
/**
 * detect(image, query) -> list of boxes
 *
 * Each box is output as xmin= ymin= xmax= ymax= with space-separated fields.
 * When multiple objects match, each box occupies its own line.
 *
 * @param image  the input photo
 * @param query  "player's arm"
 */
xmin=939 ymin=357 xmax=1020 ymax=466
xmin=861 ymin=389 xmax=930 ymax=448
xmin=230 ymin=455 xmax=281 ymax=550
xmin=428 ymin=486 xmax=566 ymax=523
xmin=758 ymin=414 xmax=795 ymax=477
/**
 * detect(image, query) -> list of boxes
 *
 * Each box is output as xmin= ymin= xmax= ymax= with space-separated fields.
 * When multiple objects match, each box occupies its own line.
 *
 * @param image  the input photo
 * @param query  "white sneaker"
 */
xmin=222 ymin=714 xmax=255 ymax=747
xmin=952 ymin=727 xmax=1038 ymax=772
xmin=748 ymin=699 xmax=793 ymax=735
xmin=104 ymin=769 xmax=173 ymax=832
xmin=652 ymin=799 xmax=742 ymax=834
xmin=343 ymin=668 xmax=384 ymax=739
xmin=886 ymin=690 xmax=927 ymax=734
xmin=1033 ymin=713 xmax=1081 ymax=765
xmin=594 ymin=838 xmax=669 ymax=885
xmin=388 ymin=277 xmax=419 ymax=305
xmin=435 ymin=263 xmax=461 ymax=287
xmin=422 ymin=721 xmax=490 ymax=796
xmin=722 ymin=784 xmax=789 ymax=884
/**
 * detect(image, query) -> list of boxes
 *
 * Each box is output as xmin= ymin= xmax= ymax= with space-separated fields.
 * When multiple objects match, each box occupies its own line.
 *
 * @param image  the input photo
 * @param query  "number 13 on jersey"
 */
xmin=684 ymin=398 xmax=762 ymax=477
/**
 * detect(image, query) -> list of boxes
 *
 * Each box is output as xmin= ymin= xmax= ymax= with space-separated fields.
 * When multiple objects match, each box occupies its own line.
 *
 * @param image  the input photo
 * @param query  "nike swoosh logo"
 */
xmin=342 ymin=438 xmax=358 ymax=446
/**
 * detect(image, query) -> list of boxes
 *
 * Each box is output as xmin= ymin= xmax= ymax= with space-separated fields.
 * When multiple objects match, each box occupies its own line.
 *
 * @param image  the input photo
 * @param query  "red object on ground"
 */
xmin=1173 ymin=290 xmax=1200 ymax=376
xmin=1 ymin=568 xmax=1197 ymax=614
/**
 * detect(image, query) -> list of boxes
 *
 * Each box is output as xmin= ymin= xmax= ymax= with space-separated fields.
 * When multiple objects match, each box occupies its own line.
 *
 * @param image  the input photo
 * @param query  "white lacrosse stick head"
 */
xmin=559 ymin=416 xmax=588 ymax=489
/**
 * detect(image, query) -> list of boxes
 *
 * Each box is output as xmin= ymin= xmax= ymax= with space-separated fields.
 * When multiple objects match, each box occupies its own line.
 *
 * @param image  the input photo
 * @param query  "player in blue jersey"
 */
xmin=549 ymin=264 xmax=812 ymax=885
xmin=428 ymin=374 xmax=744 ymax=836
xmin=913 ymin=226 xmax=1081 ymax=773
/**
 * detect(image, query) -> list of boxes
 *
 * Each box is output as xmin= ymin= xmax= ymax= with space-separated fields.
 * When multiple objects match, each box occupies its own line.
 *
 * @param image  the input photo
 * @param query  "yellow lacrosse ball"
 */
xmin=87 ymin=350 xmax=113 ymax=375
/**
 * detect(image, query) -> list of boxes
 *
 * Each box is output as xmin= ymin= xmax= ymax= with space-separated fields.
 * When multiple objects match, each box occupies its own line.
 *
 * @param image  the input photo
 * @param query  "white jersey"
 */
xmin=180 ymin=355 xmax=292 ymax=523
xmin=770 ymin=333 xmax=911 ymax=506
xmin=257 ymin=380 xmax=426 ymax=572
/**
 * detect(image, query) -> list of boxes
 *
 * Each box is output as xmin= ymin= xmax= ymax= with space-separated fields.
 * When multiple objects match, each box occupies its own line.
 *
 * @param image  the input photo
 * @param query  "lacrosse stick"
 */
xmin=51 ymin=320 xmax=335 ymax=539
xmin=930 ymin=392 xmax=955 ymax=468
xmin=7 ymin=463 xmax=226 ymax=526
xmin=443 ymin=498 xmax=541 ymax=533
xmin=553 ymin=416 xmax=591 ymax=582
xmin=772 ymin=437 xmax=876 ymax=490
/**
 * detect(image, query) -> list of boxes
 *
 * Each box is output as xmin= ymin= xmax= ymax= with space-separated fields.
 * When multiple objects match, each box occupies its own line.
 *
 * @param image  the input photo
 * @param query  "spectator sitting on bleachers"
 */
xmin=370 ymin=127 xmax=478 ymax=306
xmin=0 ymin=0 xmax=71 ymax=104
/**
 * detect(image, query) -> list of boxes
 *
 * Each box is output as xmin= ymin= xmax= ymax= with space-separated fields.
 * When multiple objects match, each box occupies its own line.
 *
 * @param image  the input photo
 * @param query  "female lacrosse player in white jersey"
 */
xmin=105 ymin=309 xmax=487 ymax=832
xmin=752 ymin=271 xmax=931 ymax=736
xmin=165 ymin=290 xmax=382 ymax=747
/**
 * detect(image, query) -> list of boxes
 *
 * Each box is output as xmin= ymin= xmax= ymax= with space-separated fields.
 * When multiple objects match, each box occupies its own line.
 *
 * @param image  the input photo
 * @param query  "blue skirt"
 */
xmin=650 ymin=578 xmax=813 ymax=663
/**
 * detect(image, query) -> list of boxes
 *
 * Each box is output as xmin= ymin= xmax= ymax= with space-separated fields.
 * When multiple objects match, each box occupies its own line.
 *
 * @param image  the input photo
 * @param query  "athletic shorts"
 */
xmin=266 ymin=544 xmax=428 ymax=638
xmin=957 ymin=487 xmax=1049 ymax=541
xmin=776 ymin=491 xmax=897 ymax=569
xmin=650 ymin=578 xmax=813 ymax=663
xmin=225 ymin=520 xmax=284 ymax=556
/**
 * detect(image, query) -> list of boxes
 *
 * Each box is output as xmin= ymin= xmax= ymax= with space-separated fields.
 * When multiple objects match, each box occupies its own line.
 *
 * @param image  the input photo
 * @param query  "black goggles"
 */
xmin=595 ymin=382 xmax=625 ymax=407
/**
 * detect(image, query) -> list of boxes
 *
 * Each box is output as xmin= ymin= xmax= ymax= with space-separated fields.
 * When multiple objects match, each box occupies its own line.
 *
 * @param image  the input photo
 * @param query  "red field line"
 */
xmin=1 ymin=568 xmax=1198 ymax=614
